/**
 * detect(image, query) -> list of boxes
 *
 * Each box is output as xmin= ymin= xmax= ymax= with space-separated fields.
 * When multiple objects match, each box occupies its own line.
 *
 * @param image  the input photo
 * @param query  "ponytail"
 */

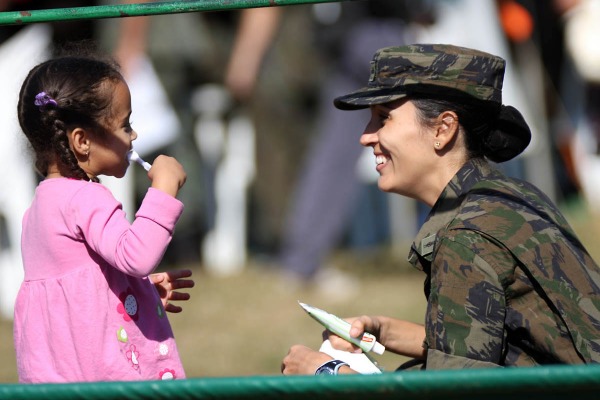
xmin=481 ymin=105 xmax=531 ymax=163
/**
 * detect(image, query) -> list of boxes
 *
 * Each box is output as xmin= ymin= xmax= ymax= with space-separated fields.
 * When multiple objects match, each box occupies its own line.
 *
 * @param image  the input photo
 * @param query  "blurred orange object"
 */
xmin=499 ymin=0 xmax=534 ymax=43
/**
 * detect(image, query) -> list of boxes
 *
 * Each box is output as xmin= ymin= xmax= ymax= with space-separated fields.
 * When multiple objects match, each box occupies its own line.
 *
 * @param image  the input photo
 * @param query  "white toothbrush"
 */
xmin=127 ymin=150 xmax=151 ymax=171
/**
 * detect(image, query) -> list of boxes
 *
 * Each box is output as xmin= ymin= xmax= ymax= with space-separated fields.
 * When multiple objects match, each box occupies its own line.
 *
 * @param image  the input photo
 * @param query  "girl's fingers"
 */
xmin=168 ymin=292 xmax=191 ymax=302
xmin=171 ymin=279 xmax=195 ymax=290
xmin=165 ymin=303 xmax=183 ymax=313
xmin=167 ymin=269 xmax=193 ymax=280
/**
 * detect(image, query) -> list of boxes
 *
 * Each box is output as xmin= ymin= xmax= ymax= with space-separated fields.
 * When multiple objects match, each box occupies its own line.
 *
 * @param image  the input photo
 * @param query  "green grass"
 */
xmin=170 ymin=261 xmax=425 ymax=377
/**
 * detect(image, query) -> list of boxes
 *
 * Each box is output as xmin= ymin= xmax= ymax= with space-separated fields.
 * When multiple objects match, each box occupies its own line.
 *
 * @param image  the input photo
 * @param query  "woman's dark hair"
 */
xmin=411 ymin=94 xmax=531 ymax=163
xmin=17 ymin=53 xmax=123 ymax=182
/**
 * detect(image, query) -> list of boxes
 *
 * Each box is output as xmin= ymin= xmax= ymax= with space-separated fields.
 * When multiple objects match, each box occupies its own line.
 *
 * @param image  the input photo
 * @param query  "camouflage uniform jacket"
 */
xmin=407 ymin=158 xmax=600 ymax=369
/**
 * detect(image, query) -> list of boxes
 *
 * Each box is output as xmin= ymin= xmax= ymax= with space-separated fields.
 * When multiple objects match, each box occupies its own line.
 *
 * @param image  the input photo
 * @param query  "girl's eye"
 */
xmin=124 ymin=121 xmax=133 ymax=132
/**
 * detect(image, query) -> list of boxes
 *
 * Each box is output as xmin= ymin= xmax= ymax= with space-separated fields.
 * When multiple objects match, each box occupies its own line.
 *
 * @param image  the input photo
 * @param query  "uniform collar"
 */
xmin=408 ymin=158 xmax=495 ymax=270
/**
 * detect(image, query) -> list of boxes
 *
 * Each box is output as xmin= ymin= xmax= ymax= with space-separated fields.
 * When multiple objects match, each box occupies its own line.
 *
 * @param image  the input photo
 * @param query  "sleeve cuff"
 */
xmin=135 ymin=187 xmax=184 ymax=229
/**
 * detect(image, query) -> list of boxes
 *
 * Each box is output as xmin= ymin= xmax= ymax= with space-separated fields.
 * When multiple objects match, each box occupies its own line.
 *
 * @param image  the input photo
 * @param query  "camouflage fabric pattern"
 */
xmin=407 ymin=159 xmax=600 ymax=368
xmin=334 ymin=44 xmax=505 ymax=110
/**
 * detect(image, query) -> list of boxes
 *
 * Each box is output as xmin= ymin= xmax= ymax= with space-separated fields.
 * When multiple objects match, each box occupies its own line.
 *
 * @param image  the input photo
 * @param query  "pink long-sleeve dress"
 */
xmin=14 ymin=178 xmax=186 ymax=383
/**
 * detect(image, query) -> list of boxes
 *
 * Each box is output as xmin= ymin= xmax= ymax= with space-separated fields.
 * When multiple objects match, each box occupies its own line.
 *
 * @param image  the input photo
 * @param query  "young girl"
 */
xmin=14 ymin=54 xmax=192 ymax=383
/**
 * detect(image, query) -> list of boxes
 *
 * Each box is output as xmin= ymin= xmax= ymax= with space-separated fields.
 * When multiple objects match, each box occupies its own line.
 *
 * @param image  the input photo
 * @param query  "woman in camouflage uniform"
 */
xmin=282 ymin=44 xmax=600 ymax=374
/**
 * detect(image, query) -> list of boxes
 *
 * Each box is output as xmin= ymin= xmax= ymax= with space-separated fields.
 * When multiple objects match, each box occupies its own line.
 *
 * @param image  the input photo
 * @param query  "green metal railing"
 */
xmin=1 ymin=365 xmax=600 ymax=399
xmin=0 ymin=0 xmax=357 ymax=26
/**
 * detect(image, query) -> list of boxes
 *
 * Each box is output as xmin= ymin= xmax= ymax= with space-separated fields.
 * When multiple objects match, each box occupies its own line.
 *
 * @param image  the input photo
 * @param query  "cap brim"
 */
xmin=333 ymin=87 xmax=409 ymax=110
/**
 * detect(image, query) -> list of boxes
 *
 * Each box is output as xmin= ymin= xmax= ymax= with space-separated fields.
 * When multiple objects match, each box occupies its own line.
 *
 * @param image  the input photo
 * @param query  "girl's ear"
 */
xmin=433 ymin=111 xmax=459 ymax=150
xmin=69 ymin=127 xmax=91 ymax=158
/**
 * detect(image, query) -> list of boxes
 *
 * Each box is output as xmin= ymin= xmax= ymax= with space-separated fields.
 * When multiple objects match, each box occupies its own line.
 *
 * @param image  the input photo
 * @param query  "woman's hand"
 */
xmin=326 ymin=315 xmax=382 ymax=353
xmin=327 ymin=315 xmax=427 ymax=359
xmin=150 ymin=269 xmax=194 ymax=313
xmin=281 ymin=345 xmax=334 ymax=375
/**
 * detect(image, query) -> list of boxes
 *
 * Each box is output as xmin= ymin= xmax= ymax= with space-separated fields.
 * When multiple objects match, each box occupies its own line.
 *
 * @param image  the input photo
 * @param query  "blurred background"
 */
xmin=2 ymin=0 xmax=600 ymax=381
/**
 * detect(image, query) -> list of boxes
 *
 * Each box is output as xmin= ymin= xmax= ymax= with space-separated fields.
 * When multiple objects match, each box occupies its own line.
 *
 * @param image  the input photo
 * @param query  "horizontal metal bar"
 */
xmin=0 ymin=0 xmax=357 ymax=26
xmin=2 ymin=365 xmax=600 ymax=400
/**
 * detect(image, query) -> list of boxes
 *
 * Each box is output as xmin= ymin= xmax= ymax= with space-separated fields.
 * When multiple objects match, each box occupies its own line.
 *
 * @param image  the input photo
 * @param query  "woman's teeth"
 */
xmin=376 ymin=155 xmax=388 ymax=165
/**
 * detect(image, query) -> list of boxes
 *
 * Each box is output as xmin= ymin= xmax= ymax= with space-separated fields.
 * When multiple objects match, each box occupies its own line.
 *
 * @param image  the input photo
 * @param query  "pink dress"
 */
xmin=14 ymin=178 xmax=186 ymax=383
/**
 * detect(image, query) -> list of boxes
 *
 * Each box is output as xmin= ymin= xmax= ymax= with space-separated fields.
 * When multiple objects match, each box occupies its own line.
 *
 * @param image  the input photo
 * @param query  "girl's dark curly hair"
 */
xmin=17 ymin=53 xmax=123 ymax=182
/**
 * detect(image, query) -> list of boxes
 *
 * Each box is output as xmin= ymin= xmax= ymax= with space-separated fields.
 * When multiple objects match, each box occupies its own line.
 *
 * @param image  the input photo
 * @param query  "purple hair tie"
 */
xmin=34 ymin=92 xmax=57 ymax=110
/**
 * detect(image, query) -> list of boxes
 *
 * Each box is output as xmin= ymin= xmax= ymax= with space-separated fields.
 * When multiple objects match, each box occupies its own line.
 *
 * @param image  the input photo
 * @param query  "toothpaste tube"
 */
xmin=298 ymin=301 xmax=385 ymax=355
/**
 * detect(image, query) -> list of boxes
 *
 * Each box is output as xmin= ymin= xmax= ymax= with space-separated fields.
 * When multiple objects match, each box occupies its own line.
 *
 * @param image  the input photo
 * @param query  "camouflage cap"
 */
xmin=334 ymin=44 xmax=506 ymax=110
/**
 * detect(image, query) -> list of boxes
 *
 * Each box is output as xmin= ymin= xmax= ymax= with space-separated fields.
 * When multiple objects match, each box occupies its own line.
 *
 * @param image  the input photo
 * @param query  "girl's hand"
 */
xmin=148 ymin=155 xmax=187 ymax=197
xmin=150 ymin=269 xmax=194 ymax=313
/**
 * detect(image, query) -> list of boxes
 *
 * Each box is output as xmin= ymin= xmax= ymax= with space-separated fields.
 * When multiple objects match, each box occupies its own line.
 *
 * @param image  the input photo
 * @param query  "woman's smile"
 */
xmin=375 ymin=153 xmax=389 ymax=172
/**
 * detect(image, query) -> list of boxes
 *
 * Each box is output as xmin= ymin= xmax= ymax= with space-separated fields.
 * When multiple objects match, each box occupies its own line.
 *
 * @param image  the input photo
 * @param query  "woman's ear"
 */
xmin=69 ymin=127 xmax=91 ymax=159
xmin=434 ymin=111 xmax=459 ymax=150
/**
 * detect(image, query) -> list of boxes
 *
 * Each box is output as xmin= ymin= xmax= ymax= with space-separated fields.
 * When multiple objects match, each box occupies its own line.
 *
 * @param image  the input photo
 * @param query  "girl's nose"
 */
xmin=132 ymin=130 xmax=138 ymax=141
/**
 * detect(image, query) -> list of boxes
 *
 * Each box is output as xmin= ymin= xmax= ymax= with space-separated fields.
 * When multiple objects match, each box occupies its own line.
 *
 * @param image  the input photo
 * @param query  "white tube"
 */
xmin=299 ymin=302 xmax=385 ymax=355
